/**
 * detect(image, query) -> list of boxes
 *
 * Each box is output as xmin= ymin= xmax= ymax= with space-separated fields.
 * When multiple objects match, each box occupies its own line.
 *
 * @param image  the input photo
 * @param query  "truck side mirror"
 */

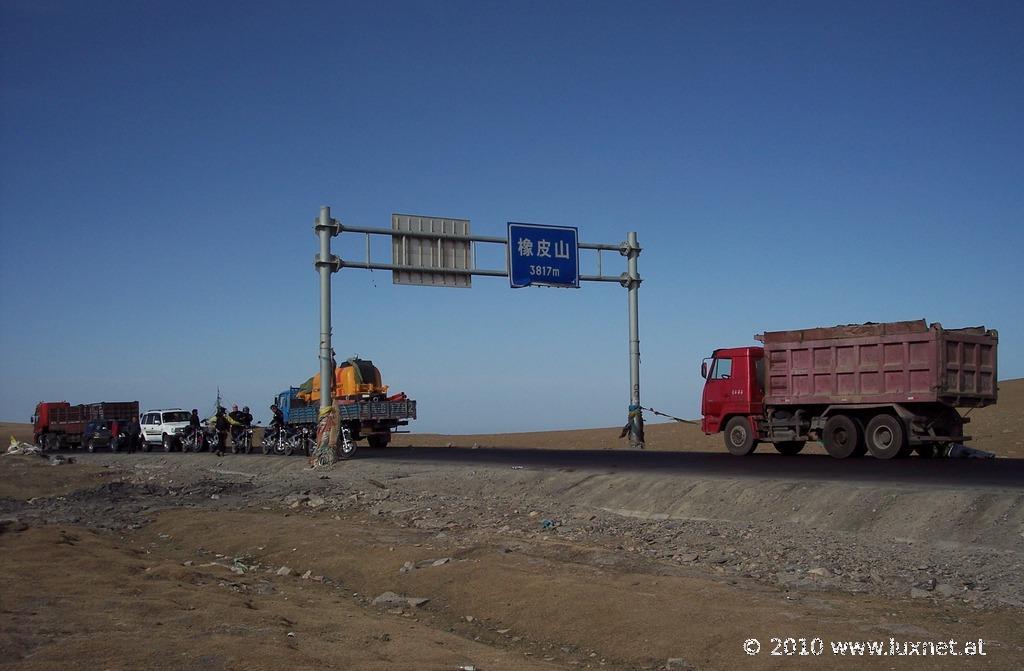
xmin=701 ymin=361 xmax=708 ymax=379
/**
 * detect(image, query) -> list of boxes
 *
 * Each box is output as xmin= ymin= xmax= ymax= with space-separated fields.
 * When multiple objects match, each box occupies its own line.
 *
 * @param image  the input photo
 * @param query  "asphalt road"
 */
xmin=363 ymin=446 xmax=1024 ymax=490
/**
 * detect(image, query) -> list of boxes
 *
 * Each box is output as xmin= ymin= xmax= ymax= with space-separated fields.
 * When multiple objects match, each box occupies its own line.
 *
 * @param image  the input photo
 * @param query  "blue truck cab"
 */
xmin=275 ymin=388 xmax=319 ymax=426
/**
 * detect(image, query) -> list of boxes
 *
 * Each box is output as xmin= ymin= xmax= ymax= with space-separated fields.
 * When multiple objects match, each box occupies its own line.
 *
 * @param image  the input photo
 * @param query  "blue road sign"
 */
xmin=507 ymin=222 xmax=579 ymax=288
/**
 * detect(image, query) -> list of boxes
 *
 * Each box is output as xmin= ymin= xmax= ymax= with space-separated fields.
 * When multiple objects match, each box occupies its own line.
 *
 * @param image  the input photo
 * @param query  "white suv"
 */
xmin=140 ymin=408 xmax=192 ymax=452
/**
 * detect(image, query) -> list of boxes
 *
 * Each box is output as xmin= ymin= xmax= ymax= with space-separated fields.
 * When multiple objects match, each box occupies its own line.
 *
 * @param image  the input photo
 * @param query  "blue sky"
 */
xmin=1 ymin=1 xmax=1021 ymax=432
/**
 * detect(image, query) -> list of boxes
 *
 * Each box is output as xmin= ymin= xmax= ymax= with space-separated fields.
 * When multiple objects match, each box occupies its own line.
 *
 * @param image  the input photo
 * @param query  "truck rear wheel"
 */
xmin=774 ymin=441 xmax=805 ymax=455
xmin=367 ymin=434 xmax=391 ymax=448
xmin=723 ymin=417 xmax=757 ymax=456
xmin=822 ymin=415 xmax=862 ymax=459
xmin=865 ymin=414 xmax=906 ymax=460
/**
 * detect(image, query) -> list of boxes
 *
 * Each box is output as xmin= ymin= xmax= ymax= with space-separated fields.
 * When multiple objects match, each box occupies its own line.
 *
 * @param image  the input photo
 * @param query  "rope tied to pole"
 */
xmin=641 ymin=406 xmax=698 ymax=424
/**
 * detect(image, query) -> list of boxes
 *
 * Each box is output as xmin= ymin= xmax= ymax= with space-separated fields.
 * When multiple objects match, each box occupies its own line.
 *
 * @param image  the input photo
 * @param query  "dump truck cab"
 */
xmin=32 ymin=401 xmax=70 ymax=439
xmin=700 ymin=346 xmax=764 ymax=434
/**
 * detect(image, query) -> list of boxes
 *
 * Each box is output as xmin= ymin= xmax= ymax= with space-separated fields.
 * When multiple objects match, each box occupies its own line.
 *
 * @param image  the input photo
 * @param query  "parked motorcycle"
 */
xmin=288 ymin=426 xmax=315 ymax=456
xmin=232 ymin=425 xmax=255 ymax=455
xmin=262 ymin=425 xmax=292 ymax=456
xmin=179 ymin=426 xmax=209 ymax=453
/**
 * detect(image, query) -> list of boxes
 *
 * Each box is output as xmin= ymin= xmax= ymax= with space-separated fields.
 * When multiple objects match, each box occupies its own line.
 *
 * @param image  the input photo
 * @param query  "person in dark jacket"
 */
xmin=126 ymin=416 xmax=142 ymax=454
xmin=208 ymin=406 xmax=237 ymax=455
xmin=228 ymin=404 xmax=246 ymax=446
xmin=268 ymin=404 xmax=285 ymax=430
xmin=185 ymin=409 xmax=202 ymax=450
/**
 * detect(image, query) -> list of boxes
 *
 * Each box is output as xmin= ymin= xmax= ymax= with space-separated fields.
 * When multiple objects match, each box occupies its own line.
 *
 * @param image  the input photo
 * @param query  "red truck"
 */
xmin=32 ymin=401 xmax=140 ymax=450
xmin=700 ymin=320 xmax=997 ymax=459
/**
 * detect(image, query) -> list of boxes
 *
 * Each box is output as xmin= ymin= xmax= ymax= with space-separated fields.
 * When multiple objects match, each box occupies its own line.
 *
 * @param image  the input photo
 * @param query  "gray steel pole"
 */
xmin=626 ymin=231 xmax=644 ymax=449
xmin=316 ymin=206 xmax=336 ymax=411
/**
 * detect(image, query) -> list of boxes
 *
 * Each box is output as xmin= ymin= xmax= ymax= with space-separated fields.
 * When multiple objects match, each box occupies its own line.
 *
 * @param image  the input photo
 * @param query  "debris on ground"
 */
xmin=7 ymin=437 xmax=42 ymax=456
xmin=946 ymin=444 xmax=996 ymax=458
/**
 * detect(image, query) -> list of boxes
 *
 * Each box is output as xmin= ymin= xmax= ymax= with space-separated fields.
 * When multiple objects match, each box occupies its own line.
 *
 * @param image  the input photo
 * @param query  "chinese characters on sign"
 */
xmin=507 ymin=222 xmax=579 ymax=288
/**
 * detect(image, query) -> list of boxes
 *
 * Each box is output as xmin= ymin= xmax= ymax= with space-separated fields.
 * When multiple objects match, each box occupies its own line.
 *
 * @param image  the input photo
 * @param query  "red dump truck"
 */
xmin=32 ymin=401 xmax=140 ymax=450
xmin=700 ymin=320 xmax=998 ymax=459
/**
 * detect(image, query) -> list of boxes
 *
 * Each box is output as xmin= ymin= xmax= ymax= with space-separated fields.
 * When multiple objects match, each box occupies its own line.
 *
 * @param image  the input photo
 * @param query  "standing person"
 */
xmin=126 ymin=415 xmax=141 ymax=454
xmin=188 ymin=409 xmax=202 ymax=450
xmin=208 ymin=406 xmax=236 ymax=456
xmin=228 ymin=404 xmax=246 ymax=448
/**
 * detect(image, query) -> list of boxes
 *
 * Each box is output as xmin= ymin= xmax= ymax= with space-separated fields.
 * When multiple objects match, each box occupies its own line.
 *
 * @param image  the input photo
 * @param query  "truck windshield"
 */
xmin=163 ymin=412 xmax=190 ymax=423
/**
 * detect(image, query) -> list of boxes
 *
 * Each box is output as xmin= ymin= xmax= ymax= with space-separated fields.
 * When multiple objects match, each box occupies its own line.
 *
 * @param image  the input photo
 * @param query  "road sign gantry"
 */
xmin=312 ymin=206 xmax=645 ymax=448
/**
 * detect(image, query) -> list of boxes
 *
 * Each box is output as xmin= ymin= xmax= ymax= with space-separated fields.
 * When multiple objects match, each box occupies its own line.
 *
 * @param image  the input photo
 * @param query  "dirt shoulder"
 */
xmin=1 ymin=452 xmax=1021 ymax=670
xmin=0 ymin=454 xmax=115 ymax=499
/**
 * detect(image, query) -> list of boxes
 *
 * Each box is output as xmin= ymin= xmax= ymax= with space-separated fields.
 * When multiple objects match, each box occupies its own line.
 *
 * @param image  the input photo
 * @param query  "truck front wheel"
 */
xmin=723 ymin=417 xmax=757 ymax=456
xmin=823 ymin=415 xmax=862 ymax=459
xmin=865 ymin=414 xmax=906 ymax=460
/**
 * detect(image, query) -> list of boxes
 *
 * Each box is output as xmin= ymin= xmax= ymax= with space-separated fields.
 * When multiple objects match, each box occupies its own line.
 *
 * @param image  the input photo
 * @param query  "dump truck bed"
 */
xmin=760 ymin=320 xmax=997 ymax=408
xmin=48 ymin=401 xmax=140 ymax=429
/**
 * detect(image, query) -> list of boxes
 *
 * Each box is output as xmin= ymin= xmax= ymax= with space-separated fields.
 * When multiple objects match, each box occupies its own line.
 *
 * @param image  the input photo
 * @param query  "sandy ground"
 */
xmin=1 ymin=448 xmax=1022 ymax=670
